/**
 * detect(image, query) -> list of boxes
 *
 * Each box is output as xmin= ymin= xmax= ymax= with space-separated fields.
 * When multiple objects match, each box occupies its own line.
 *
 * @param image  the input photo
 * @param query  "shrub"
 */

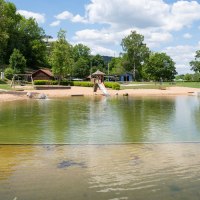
xmin=73 ymin=81 xmax=94 ymax=87
xmin=60 ymin=80 xmax=73 ymax=86
xmin=104 ymin=82 xmax=120 ymax=90
xmin=4 ymin=67 xmax=14 ymax=80
xmin=33 ymin=80 xmax=120 ymax=90
xmin=34 ymin=80 xmax=73 ymax=86
xmin=34 ymin=80 xmax=58 ymax=85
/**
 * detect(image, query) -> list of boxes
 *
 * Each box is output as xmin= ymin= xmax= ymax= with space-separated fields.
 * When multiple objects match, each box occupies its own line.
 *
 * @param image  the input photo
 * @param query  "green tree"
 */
xmin=190 ymin=50 xmax=200 ymax=73
xmin=184 ymin=73 xmax=193 ymax=81
xmin=0 ymin=0 xmax=21 ymax=64
xmin=91 ymin=54 xmax=106 ymax=73
xmin=73 ymin=58 xmax=90 ymax=78
xmin=109 ymin=57 xmax=125 ymax=75
xmin=72 ymin=44 xmax=91 ymax=78
xmin=73 ymin=44 xmax=91 ymax=62
xmin=49 ymin=29 xmax=73 ymax=84
xmin=121 ymin=31 xmax=150 ymax=80
xmin=17 ymin=17 xmax=47 ymax=67
xmin=0 ymin=0 xmax=47 ymax=68
xmin=9 ymin=48 xmax=26 ymax=73
xmin=144 ymin=52 xmax=177 ymax=81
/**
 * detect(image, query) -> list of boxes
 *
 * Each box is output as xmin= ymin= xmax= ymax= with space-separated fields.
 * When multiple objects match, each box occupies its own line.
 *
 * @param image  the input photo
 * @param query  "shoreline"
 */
xmin=0 ymin=86 xmax=200 ymax=102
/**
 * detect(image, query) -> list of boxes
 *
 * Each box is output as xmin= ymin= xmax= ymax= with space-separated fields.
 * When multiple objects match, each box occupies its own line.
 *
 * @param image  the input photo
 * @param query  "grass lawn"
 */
xmin=175 ymin=82 xmax=200 ymax=88
xmin=0 ymin=84 xmax=12 ymax=90
xmin=120 ymin=82 xmax=200 ymax=89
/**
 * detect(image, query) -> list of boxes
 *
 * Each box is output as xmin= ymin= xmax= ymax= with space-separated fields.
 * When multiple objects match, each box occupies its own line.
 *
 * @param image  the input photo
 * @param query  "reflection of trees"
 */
xmin=116 ymin=97 xmax=176 ymax=142
xmin=193 ymin=98 xmax=200 ymax=133
xmin=195 ymin=104 xmax=200 ymax=130
xmin=0 ymin=101 xmax=43 ymax=144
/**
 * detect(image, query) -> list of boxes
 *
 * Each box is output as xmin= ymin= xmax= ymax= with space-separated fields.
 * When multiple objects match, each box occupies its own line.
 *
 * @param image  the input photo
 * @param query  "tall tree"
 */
xmin=121 ymin=31 xmax=150 ymax=80
xmin=73 ymin=44 xmax=91 ymax=62
xmin=0 ymin=0 xmax=21 ymax=64
xmin=72 ymin=43 xmax=91 ymax=78
xmin=9 ymin=48 xmax=26 ymax=73
xmin=144 ymin=52 xmax=177 ymax=81
xmin=91 ymin=54 xmax=106 ymax=73
xmin=109 ymin=57 xmax=125 ymax=75
xmin=190 ymin=50 xmax=200 ymax=73
xmin=16 ymin=17 xmax=47 ymax=67
xmin=49 ymin=29 xmax=73 ymax=84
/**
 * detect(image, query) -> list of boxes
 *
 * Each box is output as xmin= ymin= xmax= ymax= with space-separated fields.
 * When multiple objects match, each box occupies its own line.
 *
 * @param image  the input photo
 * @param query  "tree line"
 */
xmin=1 ymin=0 xmax=199 ymax=82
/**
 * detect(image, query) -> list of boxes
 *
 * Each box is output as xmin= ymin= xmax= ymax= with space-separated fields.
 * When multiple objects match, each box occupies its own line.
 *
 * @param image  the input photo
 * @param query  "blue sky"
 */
xmin=10 ymin=0 xmax=200 ymax=74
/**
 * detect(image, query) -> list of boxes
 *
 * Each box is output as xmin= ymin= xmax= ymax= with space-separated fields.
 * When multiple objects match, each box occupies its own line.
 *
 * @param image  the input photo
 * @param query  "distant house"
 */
xmin=120 ymin=72 xmax=133 ymax=82
xmin=32 ymin=69 xmax=54 ymax=81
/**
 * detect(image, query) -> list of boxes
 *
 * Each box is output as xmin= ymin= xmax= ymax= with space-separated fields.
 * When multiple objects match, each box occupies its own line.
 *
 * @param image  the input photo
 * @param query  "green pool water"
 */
xmin=0 ymin=96 xmax=200 ymax=200
xmin=0 ymin=96 xmax=200 ymax=144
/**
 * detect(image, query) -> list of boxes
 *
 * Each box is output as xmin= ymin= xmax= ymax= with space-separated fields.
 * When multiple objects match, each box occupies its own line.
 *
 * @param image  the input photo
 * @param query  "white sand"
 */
xmin=0 ymin=86 xmax=200 ymax=102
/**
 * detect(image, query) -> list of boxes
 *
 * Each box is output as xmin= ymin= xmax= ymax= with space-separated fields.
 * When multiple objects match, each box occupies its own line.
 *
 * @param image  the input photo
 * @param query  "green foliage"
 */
xmin=0 ymin=0 xmax=47 ymax=67
xmin=34 ymin=80 xmax=57 ymax=85
xmin=190 ymin=50 xmax=200 ymax=73
xmin=104 ymin=82 xmax=120 ymax=90
xmin=9 ymin=48 xmax=26 ymax=73
xmin=34 ymin=80 xmax=73 ymax=86
xmin=184 ymin=73 xmax=193 ymax=81
xmin=121 ymin=31 xmax=150 ymax=80
xmin=4 ymin=67 xmax=14 ymax=80
xmin=175 ymin=73 xmax=200 ymax=82
xmin=73 ymin=81 xmax=94 ymax=87
xmin=0 ymin=0 xmax=20 ymax=64
xmin=49 ymin=29 xmax=73 ymax=84
xmin=144 ymin=52 xmax=177 ymax=81
xmin=73 ymin=57 xmax=90 ymax=78
xmin=109 ymin=57 xmax=125 ymax=75
xmin=73 ymin=43 xmax=91 ymax=62
xmin=91 ymin=54 xmax=106 ymax=73
xmin=72 ymin=44 xmax=91 ymax=78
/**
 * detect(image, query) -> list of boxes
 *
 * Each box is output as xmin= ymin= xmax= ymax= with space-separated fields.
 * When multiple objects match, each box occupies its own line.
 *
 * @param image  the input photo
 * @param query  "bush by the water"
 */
xmin=34 ymin=80 xmax=58 ymax=85
xmin=33 ymin=80 xmax=120 ymax=90
xmin=73 ymin=81 xmax=120 ymax=89
xmin=34 ymin=80 xmax=73 ymax=86
xmin=104 ymin=82 xmax=120 ymax=90
xmin=73 ymin=81 xmax=94 ymax=87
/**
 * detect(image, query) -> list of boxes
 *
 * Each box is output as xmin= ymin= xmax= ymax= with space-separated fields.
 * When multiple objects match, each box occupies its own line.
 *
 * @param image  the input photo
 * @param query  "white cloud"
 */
xmin=71 ymin=14 xmax=88 ymax=23
xmin=55 ymin=11 xmax=73 ymax=20
xmin=17 ymin=10 xmax=45 ymax=24
xmin=163 ymin=44 xmax=200 ymax=74
xmin=183 ymin=33 xmax=192 ymax=39
xmin=86 ymin=0 xmax=169 ymax=28
xmin=165 ymin=1 xmax=200 ymax=31
xmin=62 ymin=0 xmax=200 ymax=74
xmin=50 ymin=20 xmax=61 ymax=27
xmin=84 ymin=0 xmax=200 ymax=31
xmin=55 ymin=11 xmax=88 ymax=23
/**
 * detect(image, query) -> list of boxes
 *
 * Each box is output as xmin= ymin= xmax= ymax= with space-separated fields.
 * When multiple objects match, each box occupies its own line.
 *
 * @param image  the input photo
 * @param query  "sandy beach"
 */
xmin=0 ymin=86 xmax=200 ymax=102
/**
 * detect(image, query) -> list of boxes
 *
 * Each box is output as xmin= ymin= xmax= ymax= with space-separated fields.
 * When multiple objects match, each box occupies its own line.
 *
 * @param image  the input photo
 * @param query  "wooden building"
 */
xmin=32 ymin=69 xmax=54 ymax=81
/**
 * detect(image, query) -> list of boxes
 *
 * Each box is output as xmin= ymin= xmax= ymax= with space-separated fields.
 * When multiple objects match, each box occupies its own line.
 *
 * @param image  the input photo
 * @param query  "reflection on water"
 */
xmin=0 ymin=96 xmax=200 ymax=144
xmin=1 ymin=96 xmax=200 ymax=199
xmin=1 ymin=144 xmax=200 ymax=200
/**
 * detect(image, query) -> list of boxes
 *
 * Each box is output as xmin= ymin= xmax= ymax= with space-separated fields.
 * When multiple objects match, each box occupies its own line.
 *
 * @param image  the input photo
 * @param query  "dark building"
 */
xmin=32 ymin=69 xmax=54 ymax=81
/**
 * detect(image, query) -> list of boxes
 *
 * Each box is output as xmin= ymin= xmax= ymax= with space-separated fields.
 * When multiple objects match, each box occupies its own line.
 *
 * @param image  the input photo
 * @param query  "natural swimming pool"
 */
xmin=0 ymin=96 xmax=200 ymax=199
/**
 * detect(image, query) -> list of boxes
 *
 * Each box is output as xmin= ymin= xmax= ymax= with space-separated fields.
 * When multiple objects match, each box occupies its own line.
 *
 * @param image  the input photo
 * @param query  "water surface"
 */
xmin=0 ymin=96 xmax=200 ymax=200
xmin=0 ymin=96 xmax=200 ymax=144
